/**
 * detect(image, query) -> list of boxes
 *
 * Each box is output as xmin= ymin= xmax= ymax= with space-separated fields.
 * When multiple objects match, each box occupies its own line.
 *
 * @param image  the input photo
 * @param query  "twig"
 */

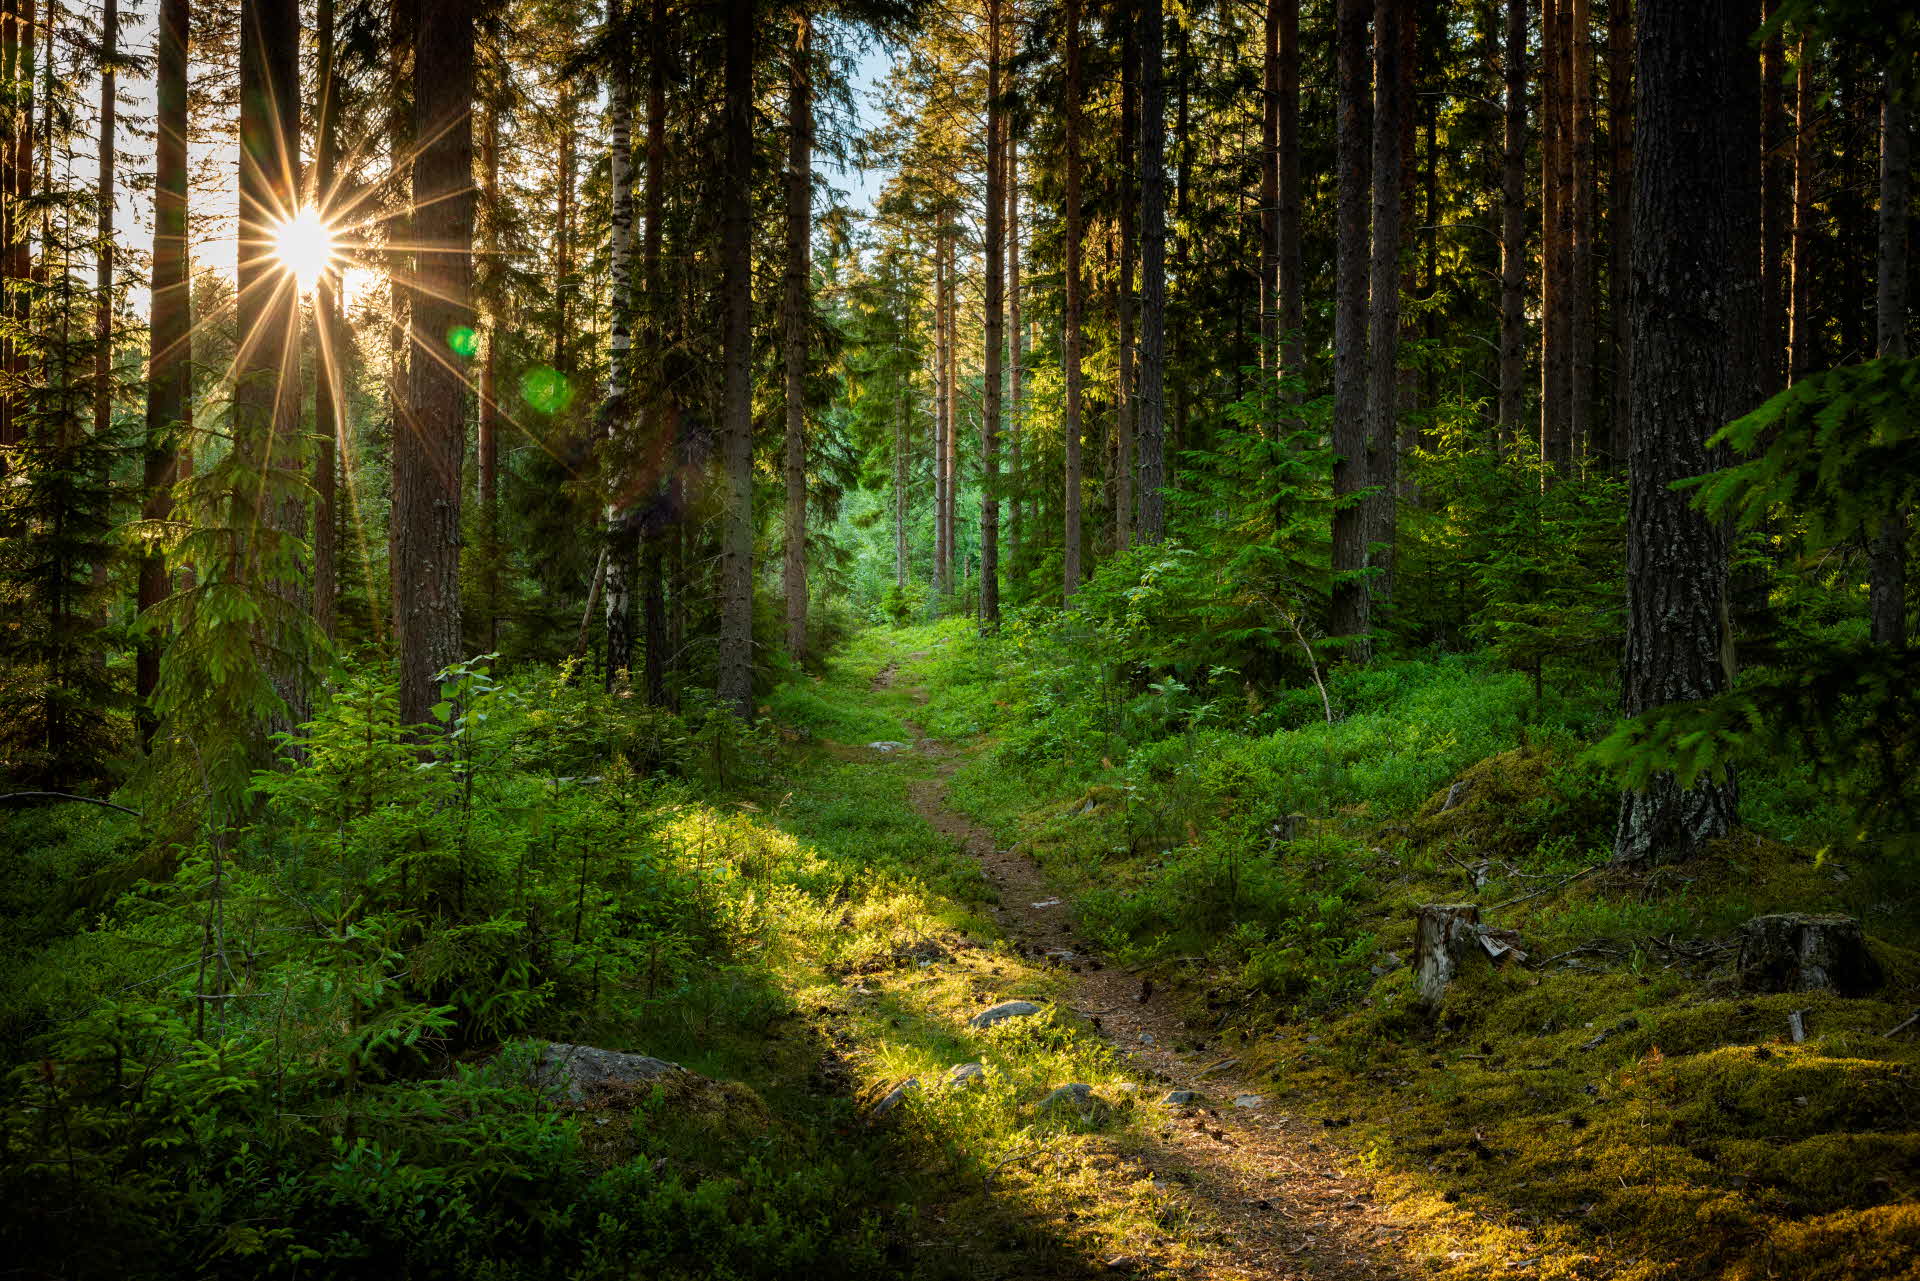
xmin=0 ymin=792 xmax=142 ymax=817
xmin=1883 ymin=1010 xmax=1920 ymax=1038
xmin=1485 ymin=863 xmax=1602 ymax=911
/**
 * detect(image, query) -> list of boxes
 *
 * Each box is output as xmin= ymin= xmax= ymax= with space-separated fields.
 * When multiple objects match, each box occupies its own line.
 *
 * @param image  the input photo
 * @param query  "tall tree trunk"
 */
xmin=1613 ymin=0 xmax=1748 ymax=863
xmin=91 ymin=0 xmax=113 ymax=443
xmin=1330 ymin=0 xmax=1371 ymax=650
xmin=942 ymin=232 xmax=957 ymax=589
xmin=782 ymin=15 xmax=813 ymax=657
xmin=1539 ymin=0 xmax=1573 ymax=469
xmin=1114 ymin=11 xmax=1136 ymax=552
xmin=1871 ymin=67 xmax=1908 ymax=649
xmin=715 ymin=0 xmax=754 ymax=717
xmin=604 ymin=0 xmax=638 ymax=685
xmin=0 ymin=0 xmax=32 ymax=467
xmin=980 ymin=0 xmax=1003 ymax=626
xmin=932 ymin=237 xmax=948 ymax=600
xmin=1569 ymin=0 xmax=1594 ymax=462
xmin=137 ymin=0 xmax=188 ymax=744
xmin=640 ymin=0 xmax=668 ymax=705
xmin=1788 ymin=35 xmax=1817 ymax=381
xmin=1276 ymin=0 xmax=1302 ymax=385
xmin=895 ymin=344 xmax=908 ymax=592
xmin=1260 ymin=0 xmax=1281 ymax=412
xmin=1062 ymin=0 xmax=1084 ymax=603
xmin=555 ymin=98 xmax=575 ymax=371
xmin=1498 ymin=0 xmax=1527 ymax=446
xmin=477 ymin=100 xmax=500 ymax=652
xmin=1758 ymin=0 xmax=1787 ymax=399
xmin=235 ymin=0 xmax=308 ymax=729
xmin=1366 ymin=0 xmax=1405 ymax=604
xmin=1008 ymin=136 xmax=1023 ymax=566
xmin=394 ymin=0 xmax=473 ymax=727
xmin=312 ymin=0 xmax=340 ymax=640
xmin=1607 ymin=0 xmax=1633 ymax=462
xmin=1135 ymin=0 xmax=1167 ymax=542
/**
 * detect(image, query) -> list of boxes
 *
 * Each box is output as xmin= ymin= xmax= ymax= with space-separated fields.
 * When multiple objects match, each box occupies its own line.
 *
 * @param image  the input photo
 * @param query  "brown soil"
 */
xmin=894 ymin=704 xmax=1417 ymax=1280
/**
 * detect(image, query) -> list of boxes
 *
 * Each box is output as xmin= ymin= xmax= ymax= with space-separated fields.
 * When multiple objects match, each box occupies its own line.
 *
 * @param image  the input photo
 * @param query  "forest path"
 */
xmin=872 ymin=657 xmax=1416 ymax=1281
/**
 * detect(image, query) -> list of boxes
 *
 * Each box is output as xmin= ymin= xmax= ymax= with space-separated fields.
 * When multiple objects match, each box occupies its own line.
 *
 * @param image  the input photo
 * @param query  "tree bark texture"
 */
xmin=1871 ymin=68 xmax=1908 ymax=649
xmin=715 ymin=0 xmax=754 ymax=717
xmin=1136 ymin=0 xmax=1168 ymax=543
xmin=1366 ymin=0 xmax=1405 ymax=606
xmin=1330 ymin=0 xmax=1372 ymax=651
xmin=783 ymin=15 xmax=813 ymax=658
xmin=980 ymin=0 xmax=1003 ymax=625
xmin=1498 ymin=0 xmax=1527 ymax=448
xmin=1062 ymin=0 xmax=1085 ymax=603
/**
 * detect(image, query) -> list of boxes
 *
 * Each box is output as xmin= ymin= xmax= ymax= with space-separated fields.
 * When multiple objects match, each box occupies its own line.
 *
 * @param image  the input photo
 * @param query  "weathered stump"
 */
xmin=1413 ymin=904 xmax=1483 ymax=1006
xmin=1736 ymin=914 xmax=1883 ymax=996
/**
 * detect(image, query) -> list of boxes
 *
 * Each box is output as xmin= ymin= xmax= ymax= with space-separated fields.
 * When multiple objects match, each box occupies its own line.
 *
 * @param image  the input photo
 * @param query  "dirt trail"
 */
xmin=882 ymin=666 xmax=1415 ymax=1280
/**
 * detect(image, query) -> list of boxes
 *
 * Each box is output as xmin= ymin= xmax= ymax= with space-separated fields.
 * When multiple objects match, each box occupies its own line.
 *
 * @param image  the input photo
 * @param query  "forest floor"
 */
xmin=769 ymin=624 xmax=1920 ymax=1281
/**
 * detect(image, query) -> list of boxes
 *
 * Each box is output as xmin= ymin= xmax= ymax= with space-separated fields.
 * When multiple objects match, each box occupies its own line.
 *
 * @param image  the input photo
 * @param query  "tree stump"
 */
xmin=1736 ymin=914 xmax=1883 ymax=996
xmin=1413 ymin=904 xmax=1483 ymax=1006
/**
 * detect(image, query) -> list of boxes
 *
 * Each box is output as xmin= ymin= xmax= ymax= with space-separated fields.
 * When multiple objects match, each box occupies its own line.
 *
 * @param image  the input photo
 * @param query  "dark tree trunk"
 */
xmin=1569 ymin=0 xmax=1594 ymax=463
xmin=1540 ymin=0 xmax=1573 ymax=469
xmin=313 ymin=0 xmax=340 ymax=640
xmin=1136 ymin=0 xmax=1167 ymax=543
xmin=1758 ymin=0 xmax=1787 ymax=400
xmin=715 ymin=0 xmax=754 ymax=717
xmin=1613 ymin=0 xmax=1751 ymax=864
xmin=0 ymin=0 xmax=33 ymax=466
xmin=91 ymin=0 xmax=114 ymax=444
xmin=235 ymin=0 xmax=308 ymax=728
xmin=1788 ymin=36 xmax=1817 ymax=381
xmin=1498 ymin=0 xmax=1527 ymax=449
xmin=1261 ymin=0 xmax=1282 ymax=412
xmin=1115 ymin=11 xmax=1136 ymax=552
xmin=640 ymin=0 xmax=667 ymax=705
xmin=980 ymin=0 xmax=1003 ymax=625
xmin=1366 ymin=0 xmax=1406 ymax=607
xmin=1607 ymin=0 xmax=1633 ymax=462
xmin=1276 ymin=0 xmax=1302 ymax=382
xmin=137 ymin=0 xmax=188 ymax=744
xmin=477 ymin=100 xmax=500 ymax=652
xmin=1008 ymin=138 xmax=1023 ymax=566
xmin=1871 ymin=68 xmax=1908 ymax=649
xmin=932 ymin=238 xmax=948 ymax=599
xmin=394 ymin=0 xmax=473 ymax=727
xmin=783 ymin=15 xmax=812 ymax=658
xmin=1330 ymin=0 xmax=1372 ymax=650
xmin=1063 ymin=0 xmax=1085 ymax=603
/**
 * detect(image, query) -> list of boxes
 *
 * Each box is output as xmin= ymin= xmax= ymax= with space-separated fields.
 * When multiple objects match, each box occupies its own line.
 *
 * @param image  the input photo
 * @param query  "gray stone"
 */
xmin=1040 ymin=1082 xmax=1093 ymax=1112
xmin=945 ymin=1061 xmax=986 ymax=1089
xmin=1233 ymin=1094 xmax=1263 ymax=1109
xmin=1162 ymin=1090 xmax=1198 ymax=1105
xmin=533 ymin=1042 xmax=685 ymax=1106
xmin=869 ymin=1078 xmax=920 ymax=1119
xmin=968 ymin=999 xmax=1044 ymax=1029
xmin=866 ymin=741 xmax=912 ymax=753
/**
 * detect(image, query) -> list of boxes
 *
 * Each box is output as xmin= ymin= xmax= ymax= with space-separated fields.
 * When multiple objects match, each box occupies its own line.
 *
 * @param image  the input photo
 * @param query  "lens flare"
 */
xmin=271 ymin=207 xmax=336 ymax=293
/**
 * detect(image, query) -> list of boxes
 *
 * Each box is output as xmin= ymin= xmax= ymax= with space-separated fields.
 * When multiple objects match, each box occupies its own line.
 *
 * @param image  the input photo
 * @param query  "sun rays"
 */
xmin=269 ymin=207 xmax=337 ymax=295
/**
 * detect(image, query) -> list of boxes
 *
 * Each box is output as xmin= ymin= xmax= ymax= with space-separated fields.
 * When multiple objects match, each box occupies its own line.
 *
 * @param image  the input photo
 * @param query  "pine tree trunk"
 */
xmin=1276 ymin=0 xmax=1302 ymax=384
xmin=1114 ymin=13 xmax=1136 ymax=553
xmin=980 ymin=0 xmax=1003 ymax=627
xmin=1871 ymin=69 xmax=1908 ymax=649
xmin=1062 ymin=0 xmax=1085 ymax=603
xmin=1607 ymin=0 xmax=1633 ymax=463
xmin=1136 ymin=0 xmax=1167 ymax=544
xmin=1366 ymin=0 xmax=1405 ymax=608
xmin=894 ymin=370 xmax=908 ymax=592
xmin=782 ymin=15 xmax=813 ymax=658
xmin=1008 ymin=136 xmax=1023 ymax=567
xmin=715 ymin=0 xmax=754 ymax=718
xmin=640 ymin=0 xmax=668 ymax=706
xmin=1613 ymin=0 xmax=1747 ymax=864
xmin=1539 ymin=0 xmax=1574 ymax=470
xmin=477 ymin=100 xmax=500 ymax=652
xmin=137 ymin=0 xmax=187 ymax=744
xmin=313 ymin=0 xmax=340 ymax=640
xmin=1788 ymin=36 xmax=1817 ymax=382
xmin=235 ymin=0 xmax=308 ymax=730
xmin=604 ymin=0 xmax=638 ymax=686
xmin=1498 ymin=0 xmax=1527 ymax=447
xmin=1758 ymin=0 xmax=1787 ymax=400
xmin=0 ymin=0 xmax=33 ymax=466
xmin=1330 ymin=0 xmax=1371 ymax=650
xmin=1260 ymin=0 xmax=1281 ymax=415
xmin=1568 ymin=0 xmax=1594 ymax=463
xmin=555 ymin=101 xmax=575 ymax=371
xmin=91 ymin=0 xmax=113 ymax=444
xmin=942 ymin=235 xmax=957 ymax=589
xmin=394 ymin=0 xmax=473 ymax=728
xmin=932 ymin=239 xmax=949 ymax=601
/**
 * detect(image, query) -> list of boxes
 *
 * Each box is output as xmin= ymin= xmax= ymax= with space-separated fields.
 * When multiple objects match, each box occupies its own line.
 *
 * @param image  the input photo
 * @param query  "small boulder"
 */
xmin=533 ymin=1042 xmax=685 ymax=1106
xmin=968 ymin=999 xmax=1044 ymax=1029
xmin=1162 ymin=1090 xmax=1198 ymax=1105
xmin=1233 ymin=1094 xmax=1264 ymax=1109
xmin=867 ymin=740 xmax=912 ymax=753
xmin=869 ymin=1078 xmax=921 ymax=1120
xmin=1737 ymin=914 xmax=1883 ymax=996
xmin=945 ymin=1061 xmax=986 ymax=1089
xmin=1040 ymin=1082 xmax=1093 ymax=1112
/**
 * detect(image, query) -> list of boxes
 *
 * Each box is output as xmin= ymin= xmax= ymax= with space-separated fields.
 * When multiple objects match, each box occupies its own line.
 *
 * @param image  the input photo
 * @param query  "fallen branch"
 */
xmin=1883 ymin=1009 xmax=1920 ymax=1039
xmin=0 ymin=791 xmax=143 ymax=817
xmin=1485 ymin=863 xmax=1602 ymax=912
